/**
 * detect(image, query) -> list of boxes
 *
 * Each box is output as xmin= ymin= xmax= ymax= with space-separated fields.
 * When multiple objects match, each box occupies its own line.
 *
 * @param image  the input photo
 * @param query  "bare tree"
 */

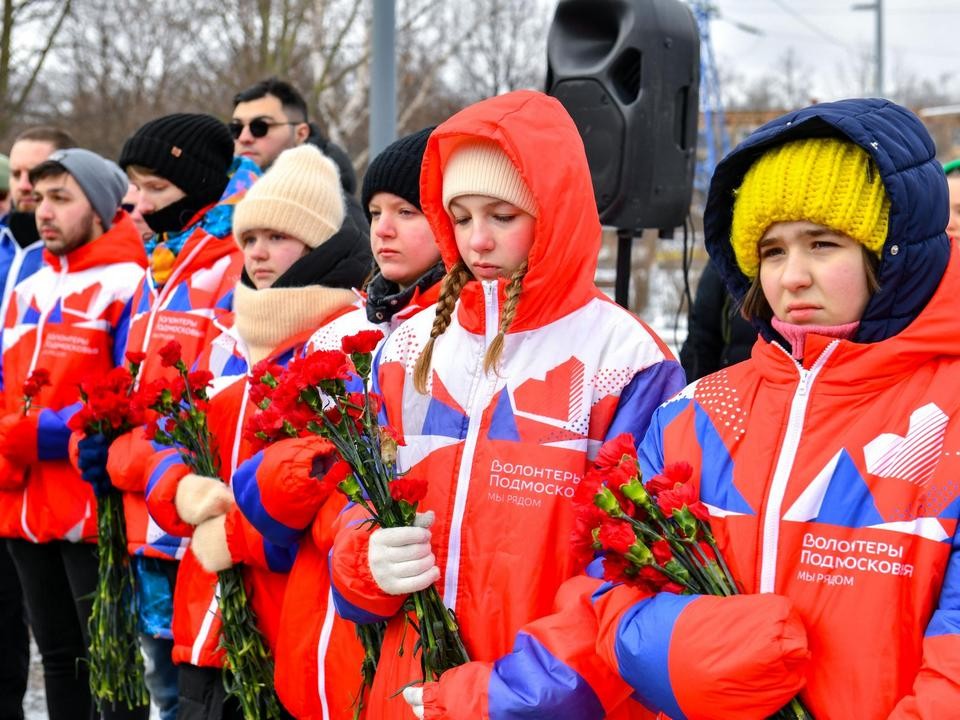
xmin=0 ymin=0 xmax=73 ymax=139
xmin=446 ymin=0 xmax=547 ymax=103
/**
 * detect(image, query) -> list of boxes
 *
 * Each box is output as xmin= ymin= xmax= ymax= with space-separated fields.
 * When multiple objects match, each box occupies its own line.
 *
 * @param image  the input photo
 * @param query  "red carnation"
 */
xmin=651 ymin=539 xmax=673 ymax=565
xmin=125 ymin=351 xmax=147 ymax=366
xmin=381 ymin=425 xmax=406 ymax=447
xmin=597 ymin=519 xmax=636 ymax=554
xmin=187 ymin=370 xmax=214 ymax=393
xmin=158 ymin=340 xmax=182 ymax=368
xmin=341 ymin=330 xmax=384 ymax=355
xmin=23 ymin=368 xmax=52 ymax=399
xmin=389 ymin=476 xmax=429 ymax=505
xmin=594 ymin=433 xmax=637 ymax=471
xmin=657 ymin=480 xmax=709 ymax=522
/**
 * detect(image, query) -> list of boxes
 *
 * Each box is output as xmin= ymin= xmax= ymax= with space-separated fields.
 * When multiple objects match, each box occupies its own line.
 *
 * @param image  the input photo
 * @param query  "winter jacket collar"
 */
xmin=364 ymin=262 xmax=445 ymax=324
xmin=420 ymin=90 xmax=604 ymax=335
xmin=43 ymin=212 xmax=148 ymax=272
xmin=704 ymin=98 xmax=951 ymax=345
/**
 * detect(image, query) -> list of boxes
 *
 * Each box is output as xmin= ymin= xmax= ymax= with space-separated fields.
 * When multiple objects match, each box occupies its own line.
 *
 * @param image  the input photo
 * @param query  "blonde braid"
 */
xmin=413 ymin=262 xmax=471 ymax=394
xmin=483 ymin=261 xmax=527 ymax=375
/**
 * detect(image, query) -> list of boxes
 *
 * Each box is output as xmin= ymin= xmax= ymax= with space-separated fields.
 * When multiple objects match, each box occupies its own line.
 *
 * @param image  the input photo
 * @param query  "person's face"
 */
xmin=369 ymin=192 xmax=441 ymax=288
xmin=121 ymin=183 xmax=152 ymax=242
xmin=33 ymin=173 xmax=103 ymax=256
xmin=127 ymin=169 xmax=186 ymax=217
xmin=759 ymin=220 xmax=872 ymax=326
xmin=449 ymin=195 xmax=535 ymax=281
xmin=241 ymin=229 xmax=310 ymax=289
xmin=231 ymin=95 xmax=309 ymax=170
xmin=946 ymin=176 xmax=960 ymax=240
xmin=9 ymin=139 xmax=56 ymax=212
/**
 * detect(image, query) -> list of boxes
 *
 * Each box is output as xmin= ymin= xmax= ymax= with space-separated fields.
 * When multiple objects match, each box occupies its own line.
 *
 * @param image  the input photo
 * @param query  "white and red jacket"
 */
xmin=0 ymin=213 xmax=147 ymax=542
xmin=328 ymin=91 xmax=686 ymax=719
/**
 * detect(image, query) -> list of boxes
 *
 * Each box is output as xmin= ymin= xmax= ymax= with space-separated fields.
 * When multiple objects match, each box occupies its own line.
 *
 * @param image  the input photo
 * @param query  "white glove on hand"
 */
xmin=175 ymin=473 xmax=234 ymax=526
xmin=368 ymin=511 xmax=439 ymax=596
xmin=190 ymin=514 xmax=233 ymax=573
xmin=402 ymin=686 xmax=424 ymax=719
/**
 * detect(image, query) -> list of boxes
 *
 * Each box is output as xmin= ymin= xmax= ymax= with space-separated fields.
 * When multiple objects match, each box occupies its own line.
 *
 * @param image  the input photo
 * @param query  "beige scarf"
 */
xmin=232 ymin=281 xmax=357 ymax=365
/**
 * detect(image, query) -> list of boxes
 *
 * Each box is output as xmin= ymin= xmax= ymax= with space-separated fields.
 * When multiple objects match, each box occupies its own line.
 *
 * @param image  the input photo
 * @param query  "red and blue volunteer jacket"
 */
xmin=143 ymin=314 xmax=311 ymax=668
xmin=0 ymin=213 xmax=147 ymax=542
xmin=598 ymin=99 xmax=960 ymax=720
xmin=107 ymin=168 xmax=253 ymax=559
xmin=231 ymin=299 xmax=395 ymax=720
xmin=327 ymin=91 xmax=685 ymax=719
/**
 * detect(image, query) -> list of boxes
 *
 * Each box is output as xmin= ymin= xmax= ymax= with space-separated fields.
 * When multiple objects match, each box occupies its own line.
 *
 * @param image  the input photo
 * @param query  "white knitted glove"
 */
xmin=175 ymin=473 xmax=234 ymax=525
xmin=368 ymin=511 xmax=439 ymax=596
xmin=402 ymin=686 xmax=424 ymax=718
xmin=190 ymin=515 xmax=233 ymax=573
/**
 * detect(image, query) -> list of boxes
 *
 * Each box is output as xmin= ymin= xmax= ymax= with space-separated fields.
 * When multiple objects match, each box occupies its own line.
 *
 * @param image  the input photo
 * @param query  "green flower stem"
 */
xmin=88 ymin=489 xmax=149 ymax=710
xmin=217 ymin=568 xmax=282 ymax=720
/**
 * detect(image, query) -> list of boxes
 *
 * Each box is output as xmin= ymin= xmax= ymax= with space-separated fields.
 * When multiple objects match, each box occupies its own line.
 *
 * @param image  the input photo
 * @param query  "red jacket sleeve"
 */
xmin=594 ymin=583 xmax=809 ymax=720
xmin=106 ymin=427 xmax=153 ymax=493
xmin=422 ymin=575 xmax=649 ymax=720
xmin=329 ymin=502 xmax=407 ymax=623
xmin=143 ymin=447 xmax=193 ymax=537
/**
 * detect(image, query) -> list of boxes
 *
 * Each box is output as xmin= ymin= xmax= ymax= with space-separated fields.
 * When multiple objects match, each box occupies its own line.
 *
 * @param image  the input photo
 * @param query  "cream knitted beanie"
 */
xmin=233 ymin=144 xmax=345 ymax=249
xmin=442 ymin=140 xmax=537 ymax=217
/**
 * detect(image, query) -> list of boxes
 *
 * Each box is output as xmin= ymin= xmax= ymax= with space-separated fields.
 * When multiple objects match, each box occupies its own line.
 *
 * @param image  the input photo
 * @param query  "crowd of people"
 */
xmin=0 ymin=78 xmax=958 ymax=720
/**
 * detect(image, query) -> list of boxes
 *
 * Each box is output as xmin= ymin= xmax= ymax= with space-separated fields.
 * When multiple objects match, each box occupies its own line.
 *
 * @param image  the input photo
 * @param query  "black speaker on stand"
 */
xmin=546 ymin=0 xmax=700 ymax=308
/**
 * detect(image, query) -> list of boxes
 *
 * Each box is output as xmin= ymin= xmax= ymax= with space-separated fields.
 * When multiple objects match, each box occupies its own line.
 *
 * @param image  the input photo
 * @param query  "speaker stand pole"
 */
xmin=615 ymin=228 xmax=633 ymax=309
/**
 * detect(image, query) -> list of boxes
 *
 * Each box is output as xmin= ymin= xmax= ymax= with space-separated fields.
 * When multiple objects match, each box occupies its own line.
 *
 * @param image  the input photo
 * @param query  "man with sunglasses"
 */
xmin=231 ymin=78 xmax=312 ymax=171
xmin=231 ymin=78 xmax=368 ymax=233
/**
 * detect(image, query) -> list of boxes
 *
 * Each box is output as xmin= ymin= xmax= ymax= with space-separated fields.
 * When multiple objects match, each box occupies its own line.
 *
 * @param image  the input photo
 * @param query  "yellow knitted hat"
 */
xmin=233 ymin=144 xmax=344 ymax=249
xmin=730 ymin=137 xmax=890 ymax=278
xmin=442 ymin=140 xmax=537 ymax=217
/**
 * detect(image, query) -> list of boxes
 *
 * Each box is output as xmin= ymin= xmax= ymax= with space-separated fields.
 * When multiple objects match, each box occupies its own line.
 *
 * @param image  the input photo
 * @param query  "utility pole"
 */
xmin=370 ymin=0 xmax=397 ymax=156
xmin=852 ymin=0 xmax=884 ymax=96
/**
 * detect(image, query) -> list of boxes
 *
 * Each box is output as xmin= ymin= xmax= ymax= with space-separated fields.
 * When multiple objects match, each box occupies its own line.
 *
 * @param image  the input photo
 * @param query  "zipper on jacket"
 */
xmin=443 ymin=281 xmax=499 ymax=609
xmin=758 ymin=341 xmax=838 ymax=593
xmin=21 ymin=258 xmax=68 ymax=542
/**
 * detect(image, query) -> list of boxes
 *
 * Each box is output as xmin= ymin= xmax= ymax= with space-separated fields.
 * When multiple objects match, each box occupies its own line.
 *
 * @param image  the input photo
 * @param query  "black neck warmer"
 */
xmin=365 ymin=261 xmax=445 ymax=323
xmin=7 ymin=211 xmax=39 ymax=248
xmin=240 ymin=212 xmax=374 ymax=291
xmin=144 ymin=181 xmax=227 ymax=235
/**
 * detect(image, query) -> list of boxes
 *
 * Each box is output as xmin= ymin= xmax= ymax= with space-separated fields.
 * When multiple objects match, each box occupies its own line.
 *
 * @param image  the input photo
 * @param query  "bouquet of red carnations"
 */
xmin=246 ymin=330 xmax=469 ymax=699
xmin=141 ymin=340 xmax=281 ymax=720
xmin=67 ymin=354 xmax=150 ymax=710
xmin=574 ymin=433 xmax=812 ymax=720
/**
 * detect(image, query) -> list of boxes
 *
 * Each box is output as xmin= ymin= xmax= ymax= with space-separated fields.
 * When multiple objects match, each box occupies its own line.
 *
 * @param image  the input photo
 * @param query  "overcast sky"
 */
xmin=706 ymin=0 xmax=959 ymax=102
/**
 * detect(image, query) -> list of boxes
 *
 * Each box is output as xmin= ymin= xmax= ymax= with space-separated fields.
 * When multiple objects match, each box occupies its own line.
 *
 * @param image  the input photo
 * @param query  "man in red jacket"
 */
xmin=0 ymin=147 xmax=148 ymax=720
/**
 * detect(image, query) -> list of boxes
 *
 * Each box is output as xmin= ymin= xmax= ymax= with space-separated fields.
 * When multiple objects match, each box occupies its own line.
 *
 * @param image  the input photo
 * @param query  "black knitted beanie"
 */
xmin=118 ymin=113 xmax=234 ymax=202
xmin=360 ymin=126 xmax=434 ymax=221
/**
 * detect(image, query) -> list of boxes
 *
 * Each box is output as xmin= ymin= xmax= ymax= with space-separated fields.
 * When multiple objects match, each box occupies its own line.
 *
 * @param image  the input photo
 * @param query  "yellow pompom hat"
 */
xmin=730 ymin=137 xmax=890 ymax=278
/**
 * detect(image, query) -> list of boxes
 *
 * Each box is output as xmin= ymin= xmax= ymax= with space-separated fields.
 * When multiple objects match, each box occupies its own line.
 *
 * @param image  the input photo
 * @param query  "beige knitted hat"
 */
xmin=233 ymin=144 xmax=345 ymax=249
xmin=442 ymin=140 xmax=537 ymax=217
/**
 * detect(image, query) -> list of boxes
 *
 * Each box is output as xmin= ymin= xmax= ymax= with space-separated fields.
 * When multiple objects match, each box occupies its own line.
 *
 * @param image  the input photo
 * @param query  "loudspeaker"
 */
xmin=547 ymin=0 xmax=700 ymax=232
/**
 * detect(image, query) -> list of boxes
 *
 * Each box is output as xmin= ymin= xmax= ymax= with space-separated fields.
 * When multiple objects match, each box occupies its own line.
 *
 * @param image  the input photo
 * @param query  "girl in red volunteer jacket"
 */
xmin=594 ymin=99 xmax=960 ymax=720
xmin=143 ymin=144 xmax=371 ymax=719
xmin=231 ymin=127 xmax=444 ymax=719
xmin=328 ymin=91 xmax=685 ymax=720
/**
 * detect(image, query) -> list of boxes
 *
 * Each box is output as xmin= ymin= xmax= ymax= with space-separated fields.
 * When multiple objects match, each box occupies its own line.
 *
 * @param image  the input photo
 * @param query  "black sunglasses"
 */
xmin=121 ymin=203 xmax=136 ymax=213
xmin=229 ymin=118 xmax=299 ymax=140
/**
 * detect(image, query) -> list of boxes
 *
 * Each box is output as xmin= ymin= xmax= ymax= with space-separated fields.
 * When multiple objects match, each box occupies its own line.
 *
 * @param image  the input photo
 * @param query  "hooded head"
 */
xmin=704 ymin=98 xmax=949 ymax=344
xmin=412 ymin=90 xmax=602 ymax=391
